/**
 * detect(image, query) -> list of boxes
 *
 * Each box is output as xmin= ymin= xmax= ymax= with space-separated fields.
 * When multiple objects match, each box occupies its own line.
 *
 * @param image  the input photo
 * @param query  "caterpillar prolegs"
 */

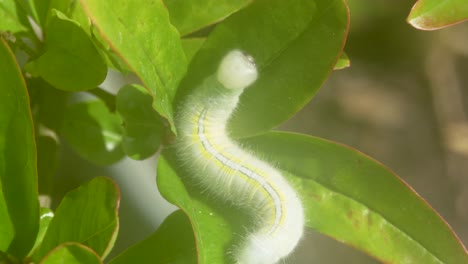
xmin=175 ymin=50 xmax=304 ymax=264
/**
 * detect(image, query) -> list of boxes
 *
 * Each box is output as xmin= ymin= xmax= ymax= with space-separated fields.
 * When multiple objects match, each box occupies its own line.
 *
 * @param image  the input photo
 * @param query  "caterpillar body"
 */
xmin=175 ymin=50 xmax=304 ymax=264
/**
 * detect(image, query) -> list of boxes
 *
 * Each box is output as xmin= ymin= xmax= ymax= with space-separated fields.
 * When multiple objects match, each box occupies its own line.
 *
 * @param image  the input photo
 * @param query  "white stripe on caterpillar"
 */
xmin=175 ymin=50 xmax=304 ymax=264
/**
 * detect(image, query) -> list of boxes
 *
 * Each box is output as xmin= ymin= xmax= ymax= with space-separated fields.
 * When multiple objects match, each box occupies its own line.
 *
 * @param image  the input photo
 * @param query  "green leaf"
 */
xmin=61 ymin=100 xmax=125 ymax=165
xmin=116 ymin=84 xmax=165 ymax=160
xmin=175 ymin=0 xmax=349 ymax=138
xmin=80 ymin=0 xmax=187 ymax=132
xmin=241 ymin=132 xmax=468 ymax=263
xmin=164 ymin=0 xmax=253 ymax=36
xmin=334 ymin=52 xmax=350 ymax=70
xmin=26 ymin=9 xmax=107 ymax=91
xmin=0 ymin=0 xmax=28 ymax=33
xmin=38 ymin=243 xmax=102 ymax=264
xmin=0 ymin=38 xmax=39 ymax=257
xmin=31 ymin=177 xmax=119 ymax=262
xmin=157 ymin=151 xmax=247 ymax=264
xmin=408 ymin=0 xmax=468 ymax=30
xmin=31 ymin=208 xmax=54 ymax=255
xmin=109 ymin=210 xmax=197 ymax=264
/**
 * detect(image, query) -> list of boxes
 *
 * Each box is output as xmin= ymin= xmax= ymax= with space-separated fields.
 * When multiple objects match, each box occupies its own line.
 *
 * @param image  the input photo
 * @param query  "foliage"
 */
xmin=0 ymin=0 xmax=467 ymax=263
xmin=407 ymin=0 xmax=468 ymax=30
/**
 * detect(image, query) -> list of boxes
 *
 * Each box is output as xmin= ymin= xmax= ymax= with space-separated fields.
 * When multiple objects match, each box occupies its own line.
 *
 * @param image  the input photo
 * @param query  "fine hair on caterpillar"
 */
xmin=174 ymin=49 xmax=304 ymax=264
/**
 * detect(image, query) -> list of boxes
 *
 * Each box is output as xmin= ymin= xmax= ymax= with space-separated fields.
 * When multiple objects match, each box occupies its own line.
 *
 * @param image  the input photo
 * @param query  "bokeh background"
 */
xmin=51 ymin=0 xmax=468 ymax=263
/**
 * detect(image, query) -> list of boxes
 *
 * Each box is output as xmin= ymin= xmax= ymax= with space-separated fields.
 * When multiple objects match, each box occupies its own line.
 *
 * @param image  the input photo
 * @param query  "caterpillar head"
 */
xmin=217 ymin=50 xmax=258 ymax=90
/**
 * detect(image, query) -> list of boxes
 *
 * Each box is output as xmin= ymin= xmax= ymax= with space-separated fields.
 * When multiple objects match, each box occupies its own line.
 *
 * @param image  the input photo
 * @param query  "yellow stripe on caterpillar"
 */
xmin=175 ymin=50 xmax=304 ymax=264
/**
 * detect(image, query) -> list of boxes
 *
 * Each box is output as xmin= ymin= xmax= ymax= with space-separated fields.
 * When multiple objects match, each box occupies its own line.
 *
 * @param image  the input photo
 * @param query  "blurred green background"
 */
xmin=50 ymin=0 xmax=468 ymax=263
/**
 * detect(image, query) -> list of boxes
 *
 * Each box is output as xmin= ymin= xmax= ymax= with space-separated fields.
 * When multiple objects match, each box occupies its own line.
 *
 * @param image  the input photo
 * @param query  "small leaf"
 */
xmin=31 ymin=177 xmax=119 ymax=262
xmin=109 ymin=210 xmax=197 ymax=264
xmin=242 ymin=132 xmax=468 ymax=263
xmin=408 ymin=0 xmax=468 ymax=30
xmin=80 ymin=0 xmax=187 ymax=132
xmin=116 ymin=84 xmax=165 ymax=160
xmin=0 ymin=250 xmax=19 ymax=264
xmin=30 ymin=208 xmax=54 ymax=255
xmin=334 ymin=52 xmax=350 ymax=70
xmin=164 ymin=0 xmax=253 ymax=36
xmin=26 ymin=9 xmax=107 ymax=91
xmin=34 ymin=0 xmax=87 ymax=28
xmin=38 ymin=243 xmax=102 ymax=264
xmin=0 ymin=0 xmax=29 ymax=33
xmin=0 ymin=38 xmax=39 ymax=257
xmin=61 ymin=100 xmax=124 ymax=165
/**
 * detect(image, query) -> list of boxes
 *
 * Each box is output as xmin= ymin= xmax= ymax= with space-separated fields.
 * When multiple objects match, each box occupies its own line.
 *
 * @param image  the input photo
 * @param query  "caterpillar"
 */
xmin=175 ymin=50 xmax=304 ymax=264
